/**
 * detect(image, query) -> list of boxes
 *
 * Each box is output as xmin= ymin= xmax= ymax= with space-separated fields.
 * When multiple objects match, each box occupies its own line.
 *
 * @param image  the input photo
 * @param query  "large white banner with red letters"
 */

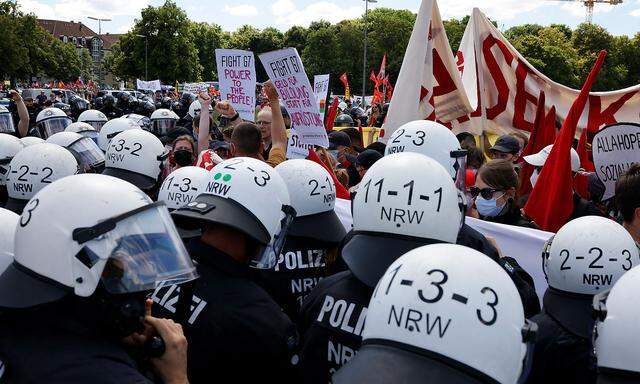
xmin=451 ymin=7 xmax=640 ymax=137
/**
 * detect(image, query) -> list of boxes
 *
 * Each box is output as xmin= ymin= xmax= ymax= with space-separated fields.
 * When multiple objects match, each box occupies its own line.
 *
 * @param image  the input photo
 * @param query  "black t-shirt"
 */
xmin=298 ymin=270 xmax=371 ymax=383
xmin=152 ymin=239 xmax=299 ymax=383
xmin=253 ymin=236 xmax=334 ymax=323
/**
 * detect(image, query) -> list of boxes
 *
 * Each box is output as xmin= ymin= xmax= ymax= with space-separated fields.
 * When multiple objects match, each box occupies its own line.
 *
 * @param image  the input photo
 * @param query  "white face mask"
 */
xmin=530 ymin=169 xmax=540 ymax=188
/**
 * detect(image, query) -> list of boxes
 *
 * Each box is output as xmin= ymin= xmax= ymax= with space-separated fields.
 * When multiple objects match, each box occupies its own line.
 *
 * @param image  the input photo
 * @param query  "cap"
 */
xmin=523 ymin=144 xmax=581 ymax=172
xmin=356 ymin=149 xmax=383 ymax=169
xmin=329 ymin=131 xmax=351 ymax=150
xmin=489 ymin=135 xmax=520 ymax=154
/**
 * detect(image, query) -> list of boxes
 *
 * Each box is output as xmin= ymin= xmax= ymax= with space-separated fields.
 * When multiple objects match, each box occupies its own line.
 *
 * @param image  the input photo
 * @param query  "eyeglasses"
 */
xmin=256 ymin=121 xmax=272 ymax=126
xmin=468 ymin=186 xmax=503 ymax=200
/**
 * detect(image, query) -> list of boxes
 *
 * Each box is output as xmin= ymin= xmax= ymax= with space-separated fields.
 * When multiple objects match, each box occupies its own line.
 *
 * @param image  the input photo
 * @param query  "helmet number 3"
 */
xmin=19 ymin=198 xmax=39 ymax=227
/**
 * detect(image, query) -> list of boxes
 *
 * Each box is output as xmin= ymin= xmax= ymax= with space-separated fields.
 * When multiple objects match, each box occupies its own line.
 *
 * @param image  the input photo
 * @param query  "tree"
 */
xmin=79 ymin=48 xmax=94 ymax=81
xmin=191 ymin=22 xmax=228 ymax=81
xmin=444 ymin=15 xmax=469 ymax=52
xmin=283 ymin=26 xmax=308 ymax=53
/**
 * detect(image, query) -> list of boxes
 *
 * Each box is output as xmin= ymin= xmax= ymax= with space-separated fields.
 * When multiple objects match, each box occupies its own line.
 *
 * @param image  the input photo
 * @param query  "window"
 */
xmin=81 ymin=37 xmax=86 ymax=47
xmin=72 ymin=37 xmax=77 ymax=45
xmin=62 ymin=35 xmax=68 ymax=43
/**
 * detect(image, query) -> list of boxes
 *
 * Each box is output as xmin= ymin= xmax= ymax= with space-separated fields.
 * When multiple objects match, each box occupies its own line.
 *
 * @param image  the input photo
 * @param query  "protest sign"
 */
xmin=286 ymin=128 xmax=312 ymax=159
xmin=136 ymin=79 xmax=162 ymax=91
xmin=259 ymin=48 xmax=329 ymax=148
xmin=182 ymin=82 xmax=211 ymax=93
xmin=313 ymin=74 xmax=330 ymax=119
xmin=592 ymin=123 xmax=640 ymax=200
xmin=215 ymin=49 xmax=256 ymax=122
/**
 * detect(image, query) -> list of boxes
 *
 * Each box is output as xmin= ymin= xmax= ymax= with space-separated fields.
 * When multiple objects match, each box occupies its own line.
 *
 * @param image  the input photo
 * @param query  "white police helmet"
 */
xmin=102 ymin=129 xmax=167 ymax=191
xmin=66 ymin=121 xmax=99 ymax=144
xmin=275 ymin=159 xmax=346 ymax=243
xmin=593 ymin=265 xmax=640 ymax=379
xmin=334 ymin=244 xmax=535 ymax=384
xmin=0 ymin=133 xmax=24 ymax=186
xmin=77 ymin=109 xmax=108 ymax=131
xmin=150 ymin=108 xmax=179 ymax=136
xmin=0 ymin=105 xmax=16 ymax=134
xmin=19 ymin=136 xmax=45 ymax=147
xmin=0 ymin=174 xmax=197 ymax=308
xmin=35 ymin=107 xmax=72 ymax=139
xmin=385 ymin=120 xmax=467 ymax=190
xmin=97 ymin=117 xmax=141 ymax=152
xmin=46 ymin=131 xmax=105 ymax=173
xmin=343 ymin=152 xmax=464 ymax=287
xmin=0 ymin=208 xmax=19 ymax=273
xmin=188 ymin=100 xmax=213 ymax=119
xmin=5 ymin=143 xmax=78 ymax=213
xmin=158 ymin=166 xmax=210 ymax=210
xmin=172 ymin=157 xmax=295 ymax=269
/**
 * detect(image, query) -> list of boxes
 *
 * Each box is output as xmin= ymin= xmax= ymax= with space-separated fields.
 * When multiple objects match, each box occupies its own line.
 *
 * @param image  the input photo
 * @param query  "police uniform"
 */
xmin=0 ymin=301 xmax=152 ymax=384
xmin=153 ymin=239 xmax=299 ymax=383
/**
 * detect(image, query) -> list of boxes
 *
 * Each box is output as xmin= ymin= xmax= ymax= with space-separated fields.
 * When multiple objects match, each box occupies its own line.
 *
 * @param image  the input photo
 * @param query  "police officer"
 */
xmin=102 ymin=129 xmax=168 ymax=199
xmin=5 ymin=143 xmax=78 ymax=214
xmin=0 ymin=134 xmax=24 ymax=207
xmin=333 ymin=244 xmax=537 ymax=383
xmin=34 ymin=107 xmax=72 ymax=139
xmin=77 ymin=109 xmax=108 ymax=132
xmin=150 ymin=108 xmax=179 ymax=138
xmin=66 ymin=121 xmax=100 ymax=145
xmin=100 ymin=94 xmax=123 ymax=119
xmin=254 ymin=159 xmax=347 ymax=322
xmin=298 ymin=152 xmax=464 ymax=383
xmin=0 ymin=207 xmax=18 ymax=273
xmin=592 ymin=265 xmax=640 ymax=384
xmin=333 ymin=114 xmax=354 ymax=128
xmin=527 ymin=216 xmax=640 ymax=384
xmin=385 ymin=120 xmax=541 ymax=317
xmin=0 ymin=174 xmax=195 ymax=383
xmin=152 ymin=157 xmax=299 ymax=383
xmin=46 ymin=131 xmax=105 ymax=173
xmin=97 ymin=117 xmax=142 ymax=152
xmin=19 ymin=136 xmax=44 ymax=147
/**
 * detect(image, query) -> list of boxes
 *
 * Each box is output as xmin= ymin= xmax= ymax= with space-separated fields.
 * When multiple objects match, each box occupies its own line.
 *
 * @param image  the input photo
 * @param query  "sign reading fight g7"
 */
xmin=215 ymin=49 xmax=256 ymax=122
xmin=592 ymin=123 xmax=640 ymax=201
xmin=259 ymin=48 xmax=329 ymax=148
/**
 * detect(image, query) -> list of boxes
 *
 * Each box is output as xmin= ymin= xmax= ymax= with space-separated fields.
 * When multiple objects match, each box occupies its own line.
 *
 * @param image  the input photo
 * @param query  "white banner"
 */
xmin=333 ymin=199 xmax=551 ymax=299
xmin=215 ymin=49 xmax=256 ymax=122
xmin=286 ymin=128 xmax=312 ymax=159
xmin=182 ymin=82 xmax=212 ymax=94
xmin=259 ymin=48 xmax=329 ymax=148
xmin=313 ymin=74 xmax=330 ymax=119
xmin=452 ymin=8 xmax=640 ymax=137
xmin=592 ymin=123 xmax=640 ymax=200
xmin=136 ymin=79 xmax=162 ymax=91
xmin=381 ymin=0 xmax=473 ymax=141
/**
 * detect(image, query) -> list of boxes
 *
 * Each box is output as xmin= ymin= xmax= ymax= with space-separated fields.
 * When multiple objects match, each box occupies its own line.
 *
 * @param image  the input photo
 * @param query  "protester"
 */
xmin=6 ymin=90 xmax=29 ymax=137
xmin=328 ymin=130 xmax=360 ymax=187
xmin=256 ymin=105 xmax=273 ymax=157
xmin=349 ymin=149 xmax=382 ymax=193
xmin=36 ymin=90 xmax=47 ymax=106
xmin=471 ymin=159 xmax=535 ymax=228
xmin=524 ymin=144 xmax=603 ymax=219
xmin=527 ymin=216 xmax=639 ymax=384
xmin=615 ymin=163 xmax=640 ymax=244
xmin=153 ymin=157 xmax=299 ymax=383
xmin=489 ymin=134 xmax=521 ymax=163
xmin=298 ymin=152 xmax=463 ymax=383
xmin=334 ymin=244 xmax=536 ymax=384
xmin=340 ymin=127 xmax=364 ymax=152
xmin=0 ymin=174 xmax=194 ymax=383
xmin=168 ymin=135 xmax=197 ymax=173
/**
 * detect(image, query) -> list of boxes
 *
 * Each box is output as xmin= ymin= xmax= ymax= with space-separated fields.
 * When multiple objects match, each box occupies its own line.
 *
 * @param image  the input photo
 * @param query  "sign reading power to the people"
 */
xmin=592 ymin=123 xmax=640 ymax=201
xmin=215 ymin=49 xmax=257 ymax=122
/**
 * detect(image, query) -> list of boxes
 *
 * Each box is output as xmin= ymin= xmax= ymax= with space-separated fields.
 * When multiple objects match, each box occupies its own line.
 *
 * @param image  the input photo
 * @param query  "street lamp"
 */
xmin=136 ymin=34 xmax=148 ymax=80
xmin=87 ymin=16 xmax=111 ymax=87
xmin=361 ymin=0 xmax=377 ymax=108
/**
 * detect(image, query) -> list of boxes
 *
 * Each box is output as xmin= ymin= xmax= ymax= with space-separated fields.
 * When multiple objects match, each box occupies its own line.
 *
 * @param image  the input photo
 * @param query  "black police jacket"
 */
xmin=152 ymin=239 xmax=299 ymax=383
xmin=569 ymin=192 xmax=604 ymax=220
xmin=253 ymin=236 xmax=333 ymax=324
xmin=298 ymin=270 xmax=371 ymax=384
xmin=0 ymin=301 xmax=151 ymax=384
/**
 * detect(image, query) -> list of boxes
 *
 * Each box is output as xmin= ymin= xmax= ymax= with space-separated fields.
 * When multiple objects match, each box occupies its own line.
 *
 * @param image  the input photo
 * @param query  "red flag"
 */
xmin=385 ymin=75 xmax=394 ymax=101
xmin=372 ymin=88 xmax=384 ymax=105
xmin=377 ymin=53 xmax=387 ymax=80
xmin=573 ymin=128 xmax=590 ymax=199
xmin=339 ymin=73 xmax=350 ymax=99
xmin=524 ymin=50 xmax=607 ymax=232
xmin=369 ymin=70 xmax=378 ymax=84
xmin=307 ymin=148 xmax=350 ymax=199
xmin=325 ymin=96 xmax=340 ymax=131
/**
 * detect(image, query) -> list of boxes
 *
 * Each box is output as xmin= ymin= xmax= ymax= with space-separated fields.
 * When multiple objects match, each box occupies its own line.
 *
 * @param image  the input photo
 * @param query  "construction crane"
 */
xmin=549 ymin=0 xmax=623 ymax=23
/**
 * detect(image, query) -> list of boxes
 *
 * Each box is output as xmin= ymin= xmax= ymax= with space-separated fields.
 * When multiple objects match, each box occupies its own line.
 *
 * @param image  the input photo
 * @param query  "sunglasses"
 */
xmin=256 ymin=121 xmax=272 ymax=126
xmin=468 ymin=186 xmax=503 ymax=200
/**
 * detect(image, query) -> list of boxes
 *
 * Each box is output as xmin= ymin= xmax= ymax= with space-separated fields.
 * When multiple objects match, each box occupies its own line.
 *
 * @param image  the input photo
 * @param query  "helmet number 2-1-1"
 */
xmin=374 ymin=264 xmax=500 ymax=327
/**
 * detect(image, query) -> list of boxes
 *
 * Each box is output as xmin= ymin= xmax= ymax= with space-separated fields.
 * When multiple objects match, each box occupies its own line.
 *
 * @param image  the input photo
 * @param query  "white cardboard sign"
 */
xmin=215 ymin=49 xmax=256 ymax=122
xmin=313 ymin=74 xmax=330 ymax=119
xmin=592 ymin=123 xmax=640 ymax=200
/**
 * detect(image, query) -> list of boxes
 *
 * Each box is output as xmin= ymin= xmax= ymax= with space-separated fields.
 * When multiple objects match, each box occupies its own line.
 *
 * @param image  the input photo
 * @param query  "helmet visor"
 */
xmin=69 ymin=137 xmax=105 ymax=171
xmin=38 ymin=117 xmax=72 ymax=138
xmin=79 ymin=130 xmax=99 ymax=146
xmin=79 ymin=203 xmax=197 ymax=294
xmin=250 ymin=205 xmax=297 ymax=269
xmin=0 ymin=114 xmax=16 ymax=134
xmin=85 ymin=120 xmax=106 ymax=132
xmin=152 ymin=119 xmax=176 ymax=136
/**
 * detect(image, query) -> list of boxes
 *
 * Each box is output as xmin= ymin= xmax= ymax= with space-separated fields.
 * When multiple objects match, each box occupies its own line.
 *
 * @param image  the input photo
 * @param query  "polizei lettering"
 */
xmin=274 ymin=249 xmax=325 ymax=271
xmin=316 ymin=295 xmax=367 ymax=336
xmin=387 ymin=304 xmax=452 ymax=338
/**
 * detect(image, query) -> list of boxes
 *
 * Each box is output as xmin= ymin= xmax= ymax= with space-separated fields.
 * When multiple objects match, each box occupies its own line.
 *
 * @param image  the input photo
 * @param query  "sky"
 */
xmin=17 ymin=0 xmax=640 ymax=36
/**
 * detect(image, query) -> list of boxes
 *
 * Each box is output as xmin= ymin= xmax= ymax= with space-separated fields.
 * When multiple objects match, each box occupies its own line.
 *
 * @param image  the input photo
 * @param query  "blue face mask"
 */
xmin=475 ymin=193 xmax=506 ymax=218
xmin=328 ymin=149 xmax=339 ymax=160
